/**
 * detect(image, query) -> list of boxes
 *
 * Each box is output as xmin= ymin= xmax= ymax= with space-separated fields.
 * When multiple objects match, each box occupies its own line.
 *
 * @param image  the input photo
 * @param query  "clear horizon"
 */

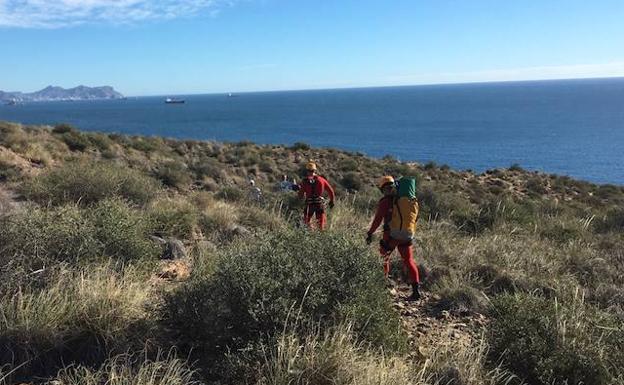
xmin=2 ymin=1 xmax=624 ymax=95
xmin=5 ymin=75 xmax=624 ymax=98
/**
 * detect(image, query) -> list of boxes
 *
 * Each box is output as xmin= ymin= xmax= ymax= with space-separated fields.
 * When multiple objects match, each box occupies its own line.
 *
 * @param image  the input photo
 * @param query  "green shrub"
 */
xmin=291 ymin=142 xmax=310 ymax=151
xmin=130 ymin=137 xmax=162 ymax=153
xmin=52 ymin=123 xmax=76 ymax=134
xmin=539 ymin=219 xmax=585 ymax=244
xmin=340 ymin=158 xmax=359 ymax=172
xmin=0 ymin=204 xmax=97 ymax=270
xmin=91 ymin=199 xmax=158 ymax=262
xmin=22 ymin=161 xmax=160 ymax=206
xmin=434 ymin=282 xmax=488 ymax=315
xmin=340 ymin=172 xmax=363 ymax=191
xmin=148 ymin=198 xmax=199 ymax=239
xmin=216 ymin=186 xmax=245 ymax=202
xmin=60 ymin=131 xmax=91 ymax=151
xmin=508 ymin=163 xmax=524 ymax=172
xmin=153 ymin=161 xmax=193 ymax=189
xmin=0 ymin=200 xmax=157 ymax=273
xmin=595 ymin=184 xmax=624 ymax=200
xmin=0 ymin=158 xmax=19 ymax=181
xmin=160 ymin=230 xmax=403 ymax=374
xmin=87 ymin=133 xmax=114 ymax=152
xmin=594 ymin=208 xmax=624 ymax=233
xmin=383 ymin=163 xmax=415 ymax=178
xmin=488 ymin=293 xmax=624 ymax=385
xmin=189 ymin=156 xmax=225 ymax=181
xmin=424 ymin=161 xmax=437 ymax=170
xmin=526 ymin=177 xmax=548 ymax=196
xmin=258 ymin=159 xmax=275 ymax=173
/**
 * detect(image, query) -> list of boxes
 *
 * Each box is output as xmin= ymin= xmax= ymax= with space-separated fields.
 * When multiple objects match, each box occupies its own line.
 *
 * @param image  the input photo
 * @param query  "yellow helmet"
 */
xmin=306 ymin=161 xmax=317 ymax=171
xmin=378 ymin=175 xmax=395 ymax=189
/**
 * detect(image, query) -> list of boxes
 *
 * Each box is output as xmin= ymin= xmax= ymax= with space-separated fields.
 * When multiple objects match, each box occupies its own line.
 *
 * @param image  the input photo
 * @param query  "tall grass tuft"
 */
xmin=56 ymin=352 xmax=200 ymax=385
xmin=0 ymin=265 xmax=153 ymax=382
xmin=22 ymin=160 xmax=160 ymax=206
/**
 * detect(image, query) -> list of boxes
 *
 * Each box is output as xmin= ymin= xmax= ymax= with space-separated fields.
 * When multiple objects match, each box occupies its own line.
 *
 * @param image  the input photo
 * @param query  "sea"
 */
xmin=1 ymin=77 xmax=623 ymax=185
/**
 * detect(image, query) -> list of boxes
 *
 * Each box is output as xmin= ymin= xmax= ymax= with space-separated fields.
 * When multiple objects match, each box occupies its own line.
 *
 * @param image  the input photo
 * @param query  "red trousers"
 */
xmin=379 ymin=233 xmax=420 ymax=284
xmin=304 ymin=205 xmax=326 ymax=230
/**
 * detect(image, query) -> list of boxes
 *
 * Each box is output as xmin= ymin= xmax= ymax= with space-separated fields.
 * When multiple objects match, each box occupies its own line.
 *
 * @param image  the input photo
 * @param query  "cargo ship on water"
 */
xmin=164 ymin=97 xmax=185 ymax=104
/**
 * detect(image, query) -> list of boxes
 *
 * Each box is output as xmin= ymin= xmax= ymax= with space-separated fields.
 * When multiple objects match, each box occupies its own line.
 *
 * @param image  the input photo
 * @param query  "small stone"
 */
xmin=162 ymin=238 xmax=187 ymax=260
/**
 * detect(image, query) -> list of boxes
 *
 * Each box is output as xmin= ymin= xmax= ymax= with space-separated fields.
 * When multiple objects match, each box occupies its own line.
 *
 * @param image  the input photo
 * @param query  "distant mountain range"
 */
xmin=0 ymin=86 xmax=124 ymax=102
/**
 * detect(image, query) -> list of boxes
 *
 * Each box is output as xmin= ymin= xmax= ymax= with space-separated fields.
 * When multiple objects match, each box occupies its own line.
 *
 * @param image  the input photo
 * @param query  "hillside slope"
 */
xmin=1 ymin=121 xmax=623 ymax=385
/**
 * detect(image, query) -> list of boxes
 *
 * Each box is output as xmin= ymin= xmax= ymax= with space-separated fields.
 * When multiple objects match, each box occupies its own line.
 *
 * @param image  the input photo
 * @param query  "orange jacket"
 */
xmin=298 ymin=175 xmax=335 ymax=205
xmin=367 ymin=195 xmax=393 ymax=236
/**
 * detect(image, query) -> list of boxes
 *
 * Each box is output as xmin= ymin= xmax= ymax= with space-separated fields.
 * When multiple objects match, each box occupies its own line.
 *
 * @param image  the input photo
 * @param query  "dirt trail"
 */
xmin=390 ymin=283 xmax=488 ymax=360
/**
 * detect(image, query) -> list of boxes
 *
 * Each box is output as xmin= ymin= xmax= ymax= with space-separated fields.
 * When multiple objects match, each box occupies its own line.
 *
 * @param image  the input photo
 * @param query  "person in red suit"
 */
xmin=366 ymin=175 xmax=421 ymax=300
xmin=298 ymin=161 xmax=335 ymax=230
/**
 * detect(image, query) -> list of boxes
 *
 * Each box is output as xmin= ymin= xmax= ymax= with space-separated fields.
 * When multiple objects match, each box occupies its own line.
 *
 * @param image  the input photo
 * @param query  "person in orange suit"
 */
xmin=366 ymin=175 xmax=421 ymax=300
xmin=298 ymin=161 xmax=335 ymax=230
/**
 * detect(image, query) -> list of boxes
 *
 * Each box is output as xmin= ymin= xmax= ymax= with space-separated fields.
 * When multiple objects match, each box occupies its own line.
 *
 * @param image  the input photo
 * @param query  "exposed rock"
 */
xmin=151 ymin=236 xmax=188 ymax=260
xmin=226 ymin=224 xmax=251 ymax=237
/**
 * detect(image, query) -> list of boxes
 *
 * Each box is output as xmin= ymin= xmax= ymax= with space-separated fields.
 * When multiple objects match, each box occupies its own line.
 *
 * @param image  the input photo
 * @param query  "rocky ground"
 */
xmin=391 ymin=283 xmax=487 ymax=361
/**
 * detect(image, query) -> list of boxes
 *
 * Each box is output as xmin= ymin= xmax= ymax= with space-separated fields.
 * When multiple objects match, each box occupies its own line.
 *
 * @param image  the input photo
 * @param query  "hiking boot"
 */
xmin=407 ymin=283 xmax=421 ymax=301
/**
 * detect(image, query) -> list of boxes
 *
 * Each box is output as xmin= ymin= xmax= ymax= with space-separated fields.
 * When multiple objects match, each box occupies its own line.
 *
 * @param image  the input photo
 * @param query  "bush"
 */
xmin=526 ymin=176 xmax=548 ymax=196
xmin=52 ymin=123 xmax=76 ymax=134
xmin=0 ymin=267 xmax=152 ymax=382
xmin=340 ymin=158 xmax=359 ymax=172
xmin=189 ymin=156 xmax=225 ymax=181
xmin=215 ymin=186 xmax=245 ymax=202
xmin=130 ymin=137 xmax=163 ymax=153
xmin=0 ymin=204 xmax=97 ymax=270
xmin=87 ymin=133 xmax=114 ymax=152
xmin=594 ymin=208 xmax=624 ymax=233
xmin=508 ymin=163 xmax=524 ymax=172
xmin=340 ymin=172 xmax=363 ymax=191
xmin=160 ymin=230 xmax=404 ymax=374
xmin=148 ymin=198 xmax=199 ymax=239
xmin=0 ymin=158 xmax=20 ymax=182
xmin=153 ymin=161 xmax=193 ymax=189
xmin=91 ymin=199 xmax=158 ymax=262
xmin=0 ymin=200 xmax=157 ymax=272
xmin=22 ymin=161 xmax=160 ymax=206
xmin=60 ymin=131 xmax=91 ymax=151
xmin=434 ymin=282 xmax=488 ymax=315
xmin=488 ymin=293 xmax=624 ymax=385
xmin=291 ymin=142 xmax=310 ymax=151
xmin=424 ymin=161 xmax=437 ymax=170
xmin=539 ymin=219 xmax=585 ymax=244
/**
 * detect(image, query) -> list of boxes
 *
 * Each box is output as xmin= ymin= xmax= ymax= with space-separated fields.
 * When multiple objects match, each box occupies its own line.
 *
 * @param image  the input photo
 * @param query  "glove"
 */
xmin=365 ymin=233 xmax=373 ymax=245
xmin=329 ymin=201 xmax=335 ymax=209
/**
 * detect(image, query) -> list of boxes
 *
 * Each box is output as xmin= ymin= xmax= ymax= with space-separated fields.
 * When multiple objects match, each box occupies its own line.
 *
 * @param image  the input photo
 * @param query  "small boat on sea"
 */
xmin=165 ymin=97 xmax=185 ymax=104
xmin=4 ymin=99 xmax=18 ymax=106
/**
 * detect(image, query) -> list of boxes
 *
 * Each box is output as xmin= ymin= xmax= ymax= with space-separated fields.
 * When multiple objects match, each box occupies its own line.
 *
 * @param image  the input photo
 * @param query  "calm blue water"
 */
xmin=2 ymin=78 xmax=624 ymax=185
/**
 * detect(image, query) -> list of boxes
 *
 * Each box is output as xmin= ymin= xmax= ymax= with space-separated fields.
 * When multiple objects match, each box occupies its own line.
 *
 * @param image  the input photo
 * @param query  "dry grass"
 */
xmin=257 ymin=325 xmax=515 ymax=385
xmin=0 ymin=264 xmax=154 ymax=381
xmin=56 ymin=352 xmax=200 ymax=385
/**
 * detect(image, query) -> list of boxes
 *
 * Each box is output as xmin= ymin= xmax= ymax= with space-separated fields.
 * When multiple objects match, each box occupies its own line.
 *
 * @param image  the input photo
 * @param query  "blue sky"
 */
xmin=1 ymin=0 xmax=624 ymax=96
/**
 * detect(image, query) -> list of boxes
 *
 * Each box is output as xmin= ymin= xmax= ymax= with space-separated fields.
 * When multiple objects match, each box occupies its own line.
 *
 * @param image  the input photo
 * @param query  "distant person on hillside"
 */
xmin=298 ymin=161 xmax=335 ymax=230
xmin=278 ymin=174 xmax=294 ymax=192
xmin=248 ymin=179 xmax=263 ymax=203
xmin=366 ymin=175 xmax=421 ymax=301
xmin=291 ymin=177 xmax=300 ymax=192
